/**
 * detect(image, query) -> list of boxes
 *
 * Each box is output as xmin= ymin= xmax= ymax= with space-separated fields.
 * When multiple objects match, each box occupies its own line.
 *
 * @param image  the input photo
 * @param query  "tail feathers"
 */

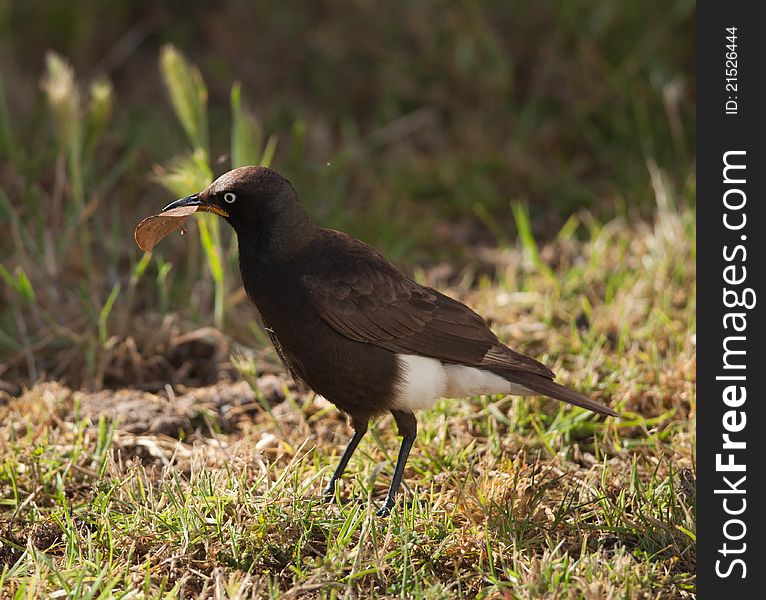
xmin=494 ymin=370 xmax=619 ymax=417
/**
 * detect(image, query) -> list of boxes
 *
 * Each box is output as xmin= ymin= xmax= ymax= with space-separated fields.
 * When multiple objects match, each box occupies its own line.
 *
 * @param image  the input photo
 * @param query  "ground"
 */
xmin=1 ymin=193 xmax=695 ymax=598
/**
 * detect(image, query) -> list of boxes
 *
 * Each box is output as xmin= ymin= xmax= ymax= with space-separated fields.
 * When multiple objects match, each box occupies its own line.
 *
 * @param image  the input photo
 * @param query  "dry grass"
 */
xmin=1 ymin=185 xmax=695 ymax=598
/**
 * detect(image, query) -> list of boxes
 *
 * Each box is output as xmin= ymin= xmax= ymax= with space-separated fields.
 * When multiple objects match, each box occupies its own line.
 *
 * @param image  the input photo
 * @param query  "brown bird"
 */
xmin=159 ymin=166 xmax=619 ymax=515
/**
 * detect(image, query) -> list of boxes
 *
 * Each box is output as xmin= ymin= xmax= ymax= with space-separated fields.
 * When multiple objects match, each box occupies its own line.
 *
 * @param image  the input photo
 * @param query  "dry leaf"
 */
xmin=134 ymin=205 xmax=200 ymax=252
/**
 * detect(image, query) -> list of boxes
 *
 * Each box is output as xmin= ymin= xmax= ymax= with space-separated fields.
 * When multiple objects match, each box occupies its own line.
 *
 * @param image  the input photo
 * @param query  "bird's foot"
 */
xmin=322 ymin=481 xmax=339 ymax=504
xmin=322 ymin=491 xmax=347 ymax=505
xmin=376 ymin=499 xmax=395 ymax=517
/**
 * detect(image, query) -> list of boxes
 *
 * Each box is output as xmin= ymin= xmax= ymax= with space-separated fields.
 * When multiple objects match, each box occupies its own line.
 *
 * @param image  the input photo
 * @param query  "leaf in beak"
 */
xmin=134 ymin=205 xmax=200 ymax=252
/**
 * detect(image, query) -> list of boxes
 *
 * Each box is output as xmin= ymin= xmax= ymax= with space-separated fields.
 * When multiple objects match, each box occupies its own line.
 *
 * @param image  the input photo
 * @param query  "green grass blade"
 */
xmin=98 ymin=283 xmax=121 ymax=346
xmin=230 ymin=81 xmax=264 ymax=168
xmin=260 ymin=133 xmax=278 ymax=167
xmin=198 ymin=215 xmax=225 ymax=329
xmin=511 ymin=201 xmax=556 ymax=282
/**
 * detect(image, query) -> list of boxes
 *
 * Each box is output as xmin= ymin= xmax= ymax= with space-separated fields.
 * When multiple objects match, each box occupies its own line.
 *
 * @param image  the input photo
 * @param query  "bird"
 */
xmin=159 ymin=165 xmax=619 ymax=516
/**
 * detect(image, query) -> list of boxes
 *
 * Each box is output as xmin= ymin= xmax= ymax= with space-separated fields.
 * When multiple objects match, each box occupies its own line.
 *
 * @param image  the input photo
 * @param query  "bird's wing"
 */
xmin=301 ymin=231 xmax=554 ymax=378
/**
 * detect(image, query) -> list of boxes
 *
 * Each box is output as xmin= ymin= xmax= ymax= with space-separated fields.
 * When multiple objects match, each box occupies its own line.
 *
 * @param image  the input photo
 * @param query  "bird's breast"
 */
xmin=252 ymin=289 xmax=401 ymax=420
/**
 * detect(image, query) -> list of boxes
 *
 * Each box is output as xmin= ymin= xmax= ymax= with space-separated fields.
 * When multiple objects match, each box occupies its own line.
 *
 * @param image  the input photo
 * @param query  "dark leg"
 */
xmin=323 ymin=420 xmax=368 ymax=502
xmin=377 ymin=410 xmax=417 ymax=516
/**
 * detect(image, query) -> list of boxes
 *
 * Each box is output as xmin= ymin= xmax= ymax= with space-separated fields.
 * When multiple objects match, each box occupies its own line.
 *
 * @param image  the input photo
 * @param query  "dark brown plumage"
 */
xmin=159 ymin=165 xmax=619 ymax=515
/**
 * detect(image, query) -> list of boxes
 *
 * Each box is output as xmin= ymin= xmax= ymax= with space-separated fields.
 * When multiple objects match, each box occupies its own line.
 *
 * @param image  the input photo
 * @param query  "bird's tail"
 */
xmin=492 ymin=369 xmax=619 ymax=417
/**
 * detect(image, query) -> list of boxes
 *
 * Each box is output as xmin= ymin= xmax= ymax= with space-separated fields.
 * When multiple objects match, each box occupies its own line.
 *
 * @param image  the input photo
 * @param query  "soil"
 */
xmin=73 ymin=376 xmax=297 ymax=438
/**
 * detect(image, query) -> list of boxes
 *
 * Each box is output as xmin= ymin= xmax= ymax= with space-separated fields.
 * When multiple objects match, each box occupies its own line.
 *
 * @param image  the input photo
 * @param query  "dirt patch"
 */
xmin=74 ymin=376 xmax=297 ymax=438
xmin=0 ymin=521 xmax=63 ymax=567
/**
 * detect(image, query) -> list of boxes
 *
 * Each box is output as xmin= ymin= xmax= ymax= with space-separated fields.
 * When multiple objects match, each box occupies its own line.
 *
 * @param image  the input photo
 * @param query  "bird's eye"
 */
xmin=223 ymin=192 xmax=237 ymax=204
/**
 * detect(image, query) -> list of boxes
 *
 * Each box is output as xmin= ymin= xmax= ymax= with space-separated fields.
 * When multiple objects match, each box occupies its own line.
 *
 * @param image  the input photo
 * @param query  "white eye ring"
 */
xmin=223 ymin=192 xmax=237 ymax=204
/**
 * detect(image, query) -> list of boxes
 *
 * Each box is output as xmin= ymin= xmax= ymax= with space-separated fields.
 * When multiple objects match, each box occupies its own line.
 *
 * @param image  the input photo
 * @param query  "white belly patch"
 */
xmin=391 ymin=354 xmax=534 ymax=412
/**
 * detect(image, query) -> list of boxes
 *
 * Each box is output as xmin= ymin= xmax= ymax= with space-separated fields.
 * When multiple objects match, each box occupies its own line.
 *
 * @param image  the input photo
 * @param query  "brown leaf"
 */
xmin=134 ymin=205 xmax=200 ymax=252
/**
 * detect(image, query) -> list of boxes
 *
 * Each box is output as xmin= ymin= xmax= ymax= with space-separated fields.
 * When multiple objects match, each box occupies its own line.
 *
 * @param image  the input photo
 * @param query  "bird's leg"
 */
xmin=323 ymin=419 xmax=368 ymax=502
xmin=377 ymin=410 xmax=417 ymax=516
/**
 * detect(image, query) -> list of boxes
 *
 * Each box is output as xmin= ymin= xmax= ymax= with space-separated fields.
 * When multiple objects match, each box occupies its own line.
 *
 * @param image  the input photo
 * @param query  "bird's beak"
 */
xmin=162 ymin=194 xmax=229 ymax=217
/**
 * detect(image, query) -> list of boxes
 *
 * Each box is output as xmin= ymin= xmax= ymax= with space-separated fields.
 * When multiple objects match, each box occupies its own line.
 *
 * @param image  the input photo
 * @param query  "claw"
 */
xmin=376 ymin=501 xmax=393 ymax=517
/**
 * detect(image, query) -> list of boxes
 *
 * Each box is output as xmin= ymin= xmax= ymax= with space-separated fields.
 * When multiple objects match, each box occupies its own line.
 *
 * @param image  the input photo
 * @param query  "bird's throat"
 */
xmin=236 ymin=226 xmax=312 ymax=317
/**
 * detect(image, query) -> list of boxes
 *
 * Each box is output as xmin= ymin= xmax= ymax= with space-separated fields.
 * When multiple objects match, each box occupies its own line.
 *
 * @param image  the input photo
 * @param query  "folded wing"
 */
xmin=302 ymin=230 xmax=554 ymax=378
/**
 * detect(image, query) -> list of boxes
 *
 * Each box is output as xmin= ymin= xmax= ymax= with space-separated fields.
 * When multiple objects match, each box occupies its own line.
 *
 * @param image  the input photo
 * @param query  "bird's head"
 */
xmin=162 ymin=166 xmax=315 ymax=256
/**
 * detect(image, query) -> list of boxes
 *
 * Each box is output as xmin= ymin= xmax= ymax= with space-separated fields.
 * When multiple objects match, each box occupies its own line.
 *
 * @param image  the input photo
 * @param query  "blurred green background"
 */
xmin=0 ymin=0 xmax=695 ymax=393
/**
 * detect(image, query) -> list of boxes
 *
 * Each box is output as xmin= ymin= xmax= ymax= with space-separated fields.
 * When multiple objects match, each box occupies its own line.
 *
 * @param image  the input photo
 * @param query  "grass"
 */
xmin=1 ymin=179 xmax=695 ymax=597
xmin=1 ymin=3 xmax=694 ymax=597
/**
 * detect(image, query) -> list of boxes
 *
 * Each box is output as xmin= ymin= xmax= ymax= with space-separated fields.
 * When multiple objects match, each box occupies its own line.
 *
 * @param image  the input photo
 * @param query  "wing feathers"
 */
xmin=301 ymin=229 xmax=614 ymax=418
